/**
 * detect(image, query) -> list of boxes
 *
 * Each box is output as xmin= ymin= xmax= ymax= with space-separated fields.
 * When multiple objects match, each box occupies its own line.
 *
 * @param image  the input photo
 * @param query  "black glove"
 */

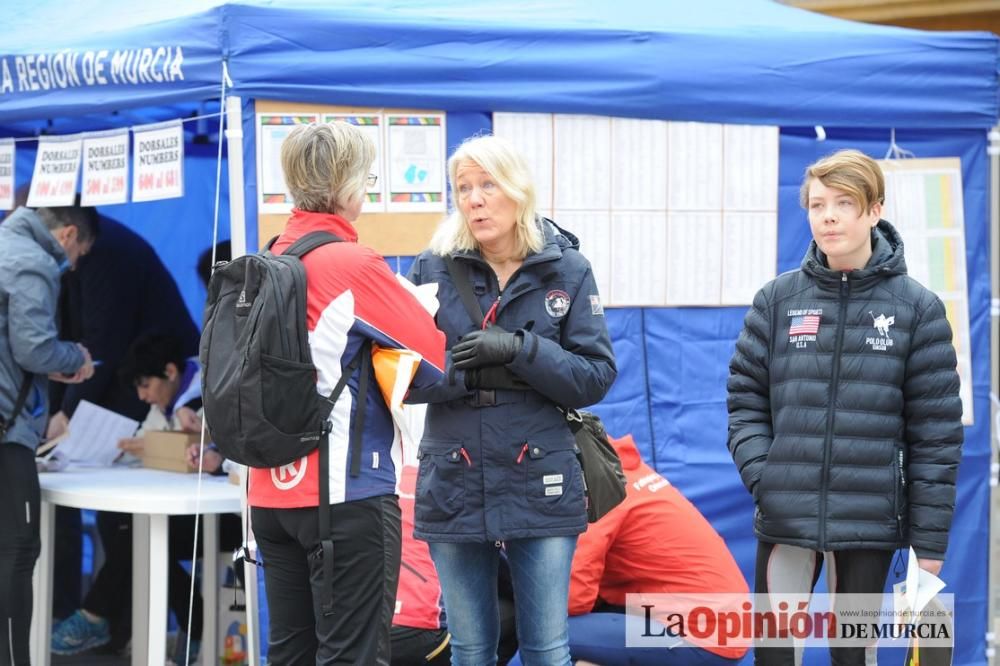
xmin=464 ymin=366 xmax=531 ymax=391
xmin=451 ymin=326 xmax=523 ymax=369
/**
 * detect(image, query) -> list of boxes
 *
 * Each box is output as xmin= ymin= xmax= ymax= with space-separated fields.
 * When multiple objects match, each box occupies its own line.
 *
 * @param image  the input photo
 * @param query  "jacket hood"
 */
xmin=801 ymin=219 xmax=907 ymax=286
xmin=0 ymin=207 xmax=68 ymax=265
xmin=542 ymin=216 xmax=580 ymax=252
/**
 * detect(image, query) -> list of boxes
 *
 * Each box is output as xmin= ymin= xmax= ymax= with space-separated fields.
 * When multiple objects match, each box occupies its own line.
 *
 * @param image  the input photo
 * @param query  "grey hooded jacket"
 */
xmin=0 ymin=207 xmax=85 ymax=450
xmin=727 ymin=220 xmax=963 ymax=559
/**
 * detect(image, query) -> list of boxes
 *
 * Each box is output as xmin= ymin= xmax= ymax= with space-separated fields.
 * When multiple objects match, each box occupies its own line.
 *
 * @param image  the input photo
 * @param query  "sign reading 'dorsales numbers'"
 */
xmin=0 ymin=140 xmax=13 ymax=210
xmin=28 ymin=136 xmax=82 ymax=207
xmin=131 ymin=122 xmax=183 ymax=202
xmin=81 ymin=131 xmax=129 ymax=206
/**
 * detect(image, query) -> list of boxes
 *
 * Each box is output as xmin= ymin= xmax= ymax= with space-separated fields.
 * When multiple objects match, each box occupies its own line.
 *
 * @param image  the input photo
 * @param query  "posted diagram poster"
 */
xmin=325 ymin=113 xmax=385 ymax=213
xmin=256 ymin=113 xmax=317 ymax=214
xmin=880 ymin=158 xmax=974 ymax=425
xmin=257 ymin=111 xmax=446 ymax=215
xmin=386 ymin=114 xmax=446 ymax=213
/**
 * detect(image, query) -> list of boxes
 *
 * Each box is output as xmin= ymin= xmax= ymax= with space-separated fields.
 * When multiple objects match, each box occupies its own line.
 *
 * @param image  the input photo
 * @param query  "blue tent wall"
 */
xmin=1 ymin=2 xmax=996 ymax=663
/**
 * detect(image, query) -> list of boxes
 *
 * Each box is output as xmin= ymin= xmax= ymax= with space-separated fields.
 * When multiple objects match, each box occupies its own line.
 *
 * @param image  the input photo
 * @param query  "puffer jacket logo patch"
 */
xmin=867 ymin=311 xmax=895 ymax=351
xmin=787 ymin=308 xmax=822 ymax=348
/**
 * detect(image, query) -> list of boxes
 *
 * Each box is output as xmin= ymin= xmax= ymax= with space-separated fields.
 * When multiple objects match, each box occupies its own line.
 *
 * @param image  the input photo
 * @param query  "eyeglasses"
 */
xmin=366 ymin=174 xmax=378 ymax=187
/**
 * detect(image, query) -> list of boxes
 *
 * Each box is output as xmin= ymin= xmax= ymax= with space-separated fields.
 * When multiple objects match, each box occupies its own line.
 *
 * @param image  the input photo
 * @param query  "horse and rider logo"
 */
xmin=870 ymin=311 xmax=895 ymax=337
xmin=867 ymin=311 xmax=895 ymax=351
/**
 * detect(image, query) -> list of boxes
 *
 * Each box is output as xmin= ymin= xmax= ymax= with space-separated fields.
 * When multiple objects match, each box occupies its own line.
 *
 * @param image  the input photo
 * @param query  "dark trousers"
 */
xmin=53 ymin=507 xmax=82 ymax=620
xmin=84 ymin=511 xmax=242 ymax=647
xmin=753 ymin=542 xmax=892 ymax=666
xmin=0 ymin=444 xmax=41 ymax=666
xmin=390 ymin=626 xmax=450 ymax=666
xmin=252 ymin=494 xmax=402 ymax=666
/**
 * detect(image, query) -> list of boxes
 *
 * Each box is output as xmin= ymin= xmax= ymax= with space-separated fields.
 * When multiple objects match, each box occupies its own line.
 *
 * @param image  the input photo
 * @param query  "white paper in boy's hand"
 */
xmin=894 ymin=547 xmax=947 ymax=615
xmin=55 ymin=400 xmax=140 ymax=466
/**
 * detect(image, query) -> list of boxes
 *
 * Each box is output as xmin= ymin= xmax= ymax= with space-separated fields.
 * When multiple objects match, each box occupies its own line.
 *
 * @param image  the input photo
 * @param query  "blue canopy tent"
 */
xmin=1 ymin=2 xmax=996 ymax=663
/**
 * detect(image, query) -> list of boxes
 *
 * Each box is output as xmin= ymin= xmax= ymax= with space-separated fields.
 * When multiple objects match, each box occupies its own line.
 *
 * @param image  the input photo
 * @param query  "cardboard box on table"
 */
xmin=142 ymin=431 xmax=199 ymax=473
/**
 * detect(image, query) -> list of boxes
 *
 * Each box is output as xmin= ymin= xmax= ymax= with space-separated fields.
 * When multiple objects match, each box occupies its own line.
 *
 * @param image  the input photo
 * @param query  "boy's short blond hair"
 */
xmin=800 ymin=149 xmax=884 ymax=212
xmin=280 ymin=122 xmax=375 ymax=214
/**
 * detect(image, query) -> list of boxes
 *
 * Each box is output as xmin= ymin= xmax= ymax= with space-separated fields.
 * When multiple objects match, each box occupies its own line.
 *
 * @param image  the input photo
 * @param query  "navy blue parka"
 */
xmin=407 ymin=219 xmax=616 ymax=543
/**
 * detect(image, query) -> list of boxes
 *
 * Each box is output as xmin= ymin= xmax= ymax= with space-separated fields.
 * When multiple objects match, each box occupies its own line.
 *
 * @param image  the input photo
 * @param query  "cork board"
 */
xmin=254 ymin=100 xmax=445 ymax=255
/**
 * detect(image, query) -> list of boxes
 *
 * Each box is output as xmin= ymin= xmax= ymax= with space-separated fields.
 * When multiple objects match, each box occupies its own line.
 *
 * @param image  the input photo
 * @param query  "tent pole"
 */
xmin=226 ymin=95 xmax=247 ymax=259
xmin=224 ymin=93 xmax=261 ymax=666
xmin=989 ymin=124 xmax=999 ymax=664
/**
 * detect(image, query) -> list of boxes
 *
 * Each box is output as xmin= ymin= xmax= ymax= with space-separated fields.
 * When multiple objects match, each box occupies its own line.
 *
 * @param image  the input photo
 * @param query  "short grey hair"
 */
xmin=280 ymin=122 xmax=375 ymax=214
xmin=429 ymin=134 xmax=543 ymax=258
xmin=35 ymin=204 xmax=99 ymax=244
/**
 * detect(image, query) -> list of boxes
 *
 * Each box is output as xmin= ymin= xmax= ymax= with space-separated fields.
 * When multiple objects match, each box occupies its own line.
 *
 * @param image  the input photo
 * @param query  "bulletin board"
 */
xmin=255 ymin=100 xmax=447 ymax=256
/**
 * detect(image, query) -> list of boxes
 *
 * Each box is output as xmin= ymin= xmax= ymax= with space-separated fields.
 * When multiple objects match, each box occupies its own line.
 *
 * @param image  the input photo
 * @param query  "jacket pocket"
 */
xmin=514 ymin=438 xmax=586 ymax=521
xmin=415 ymin=438 xmax=467 ymax=524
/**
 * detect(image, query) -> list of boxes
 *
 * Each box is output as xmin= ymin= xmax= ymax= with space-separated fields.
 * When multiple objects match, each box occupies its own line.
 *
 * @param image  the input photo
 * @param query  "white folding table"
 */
xmin=30 ymin=466 xmax=242 ymax=666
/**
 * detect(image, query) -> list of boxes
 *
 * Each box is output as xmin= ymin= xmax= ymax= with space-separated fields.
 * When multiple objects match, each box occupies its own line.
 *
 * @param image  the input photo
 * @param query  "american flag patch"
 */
xmin=789 ymin=315 xmax=820 ymax=336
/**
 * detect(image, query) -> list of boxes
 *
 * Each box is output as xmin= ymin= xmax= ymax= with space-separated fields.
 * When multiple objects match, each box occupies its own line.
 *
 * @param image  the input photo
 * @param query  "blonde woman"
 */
xmin=407 ymin=135 xmax=616 ymax=666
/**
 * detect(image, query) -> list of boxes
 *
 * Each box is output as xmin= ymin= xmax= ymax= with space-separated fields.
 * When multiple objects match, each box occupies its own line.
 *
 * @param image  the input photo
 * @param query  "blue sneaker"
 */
xmin=51 ymin=610 xmax=111 ymax=655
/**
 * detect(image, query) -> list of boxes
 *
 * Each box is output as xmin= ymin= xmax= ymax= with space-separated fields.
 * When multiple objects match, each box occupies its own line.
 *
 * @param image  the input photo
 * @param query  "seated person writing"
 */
xmin=51 ymin=334 xmax=239 ymax=662
xmin=510 ymin=433 xmax=750 ymax=666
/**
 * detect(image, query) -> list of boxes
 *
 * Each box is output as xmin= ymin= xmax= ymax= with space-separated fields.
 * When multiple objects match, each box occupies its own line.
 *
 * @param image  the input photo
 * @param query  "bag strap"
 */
xmin=0 ymin=373 xmax=33 ymax=442
xmin=557 ymin=405 xmax=585 ymax=434
xmin=273 ymin=230 xmax=344 ymax=258
xmin=444 ymin=256 xmax=485 ymax=327
xmin=318 ymin=338 xmax=371 ymax=615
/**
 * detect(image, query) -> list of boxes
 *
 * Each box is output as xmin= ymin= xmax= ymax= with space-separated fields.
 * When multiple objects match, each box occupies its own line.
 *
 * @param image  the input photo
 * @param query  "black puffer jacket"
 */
xmin=727 ymin=220 xmax=963 ymax=559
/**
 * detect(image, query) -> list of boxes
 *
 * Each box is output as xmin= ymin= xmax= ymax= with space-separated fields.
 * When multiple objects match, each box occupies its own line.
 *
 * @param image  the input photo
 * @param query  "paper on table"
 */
xmin=54 ymin=400 xmax=140 ymax=466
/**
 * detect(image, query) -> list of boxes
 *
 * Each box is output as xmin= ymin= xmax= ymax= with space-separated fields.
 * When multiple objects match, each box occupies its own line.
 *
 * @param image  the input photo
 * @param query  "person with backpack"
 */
xmin=0 ymin=204 xmax=96 ymax=665
xmin=203 ymin=121 xmax=445 ymax=666
xmin=406 ymin=135 xmax=617 ymax=666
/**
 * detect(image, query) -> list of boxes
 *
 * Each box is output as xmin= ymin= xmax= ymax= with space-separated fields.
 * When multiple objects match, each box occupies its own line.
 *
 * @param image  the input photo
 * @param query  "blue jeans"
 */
xmin=429 ymin=536 xmax=577 ymax=666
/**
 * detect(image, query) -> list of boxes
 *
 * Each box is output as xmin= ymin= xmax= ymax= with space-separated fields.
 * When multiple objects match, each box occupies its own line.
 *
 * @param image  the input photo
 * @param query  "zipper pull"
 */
xmin=515 ymin=443 xmax=529 ymax=464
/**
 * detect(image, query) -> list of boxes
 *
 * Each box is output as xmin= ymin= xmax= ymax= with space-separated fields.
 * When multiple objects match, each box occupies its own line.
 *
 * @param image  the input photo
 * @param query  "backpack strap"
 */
xmin=0 ymin=373 xmax=33 ymax=443
xmin=444 ymin=256 xmax=486 ymax=327
xmin=280 ymin=230 xmax=344 ymax=258
xmin=317 ymin=338 xmax=371 ymax=615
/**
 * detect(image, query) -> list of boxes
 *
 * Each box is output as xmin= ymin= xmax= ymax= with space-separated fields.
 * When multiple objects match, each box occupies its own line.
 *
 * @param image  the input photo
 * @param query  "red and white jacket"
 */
xmin=248 ymin=210 xmax=445 ymax=509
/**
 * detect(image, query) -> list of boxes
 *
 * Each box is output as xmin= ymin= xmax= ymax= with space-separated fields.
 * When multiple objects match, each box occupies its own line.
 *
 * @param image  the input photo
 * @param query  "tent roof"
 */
xmin=2 ymin=0 xmax=997 ymax=130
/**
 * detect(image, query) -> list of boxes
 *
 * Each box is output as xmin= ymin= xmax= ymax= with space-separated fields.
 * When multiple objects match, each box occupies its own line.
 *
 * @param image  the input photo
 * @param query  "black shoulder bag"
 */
xmin=0 ymin=374 xmax=33 ymax=443
xmin=443 ymin=257 xmax=626 ymax=522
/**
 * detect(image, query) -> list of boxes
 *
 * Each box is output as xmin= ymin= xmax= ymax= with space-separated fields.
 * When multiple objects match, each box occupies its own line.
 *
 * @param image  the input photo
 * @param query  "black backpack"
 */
xmin=200 ymin=230 xmax=370 ymax=613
